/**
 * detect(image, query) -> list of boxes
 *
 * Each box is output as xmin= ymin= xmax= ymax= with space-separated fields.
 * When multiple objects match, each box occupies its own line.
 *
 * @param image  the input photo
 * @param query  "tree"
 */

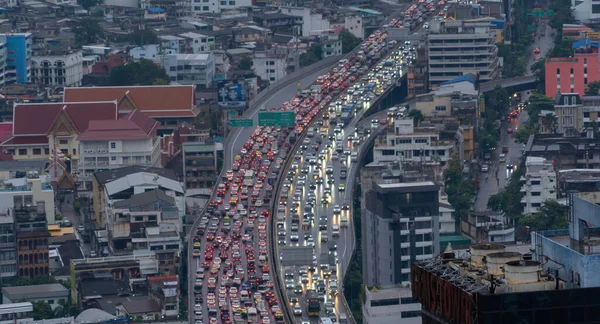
xmin=408 ymin=109 xmax=424 ymax=126
xmin=339 ymin=29 xmax=361 ymax=54
xmin=78 ymin=0 xmax=102 ymax=10
xmin=32 ymin=301 xmax=53 ymax=320
xmin=299 ymin=43 xmax=323 ymax=67
xmin=586 ymin=81 xmax=600 ymax=96
xmin=73 ymin=18 xmax=104 ymax=45
xmin=109 ymin=59 xmax=168 ymax=86
xmin=513 ymin=124 xmax=537 ymax=143
xmin=153 ymin=78 xmax=169 ymax=85
xmin=520 ymin=200 xmax=568 ymax=230
xmin=548 ymin=37 xmax=574 ymax=58
xmin=488 ymin=167 xmax=524 ymax=219
xmin=238 ymin=56 xmax=253 ymax=71
xmin=444 ymin=155 xmax=476 ymax=231
xmin=116 ymin=28 xmax=158 ymax=46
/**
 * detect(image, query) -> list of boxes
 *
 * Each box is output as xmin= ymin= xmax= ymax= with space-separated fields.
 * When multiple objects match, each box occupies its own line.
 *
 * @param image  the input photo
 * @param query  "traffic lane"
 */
xmin=225 ymin=68 xmax=333 ymax=170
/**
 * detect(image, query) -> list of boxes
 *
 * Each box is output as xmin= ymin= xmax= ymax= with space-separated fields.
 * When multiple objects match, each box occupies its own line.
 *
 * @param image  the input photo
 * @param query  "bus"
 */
xmin=243 ymin=170 xmax=255 ymax=187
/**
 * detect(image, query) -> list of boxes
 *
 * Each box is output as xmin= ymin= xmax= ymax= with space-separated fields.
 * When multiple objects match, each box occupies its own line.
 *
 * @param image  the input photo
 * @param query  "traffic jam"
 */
xmin=190 ymin=2 xmax=447 ymax=324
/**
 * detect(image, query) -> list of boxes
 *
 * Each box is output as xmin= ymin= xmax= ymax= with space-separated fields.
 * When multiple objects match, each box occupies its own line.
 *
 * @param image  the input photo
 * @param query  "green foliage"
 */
xmin=548 ymin=37 xmax=574 ymax=58
xmin=487 ymin=166 xmax=524 ymax=219
xmin=32 ymin=301 xmax=53 ymax=320
xmin=498 ymin=43 xmax=526 ymax=78
xmin=109 ymin=59 xmax=168 ymax=86
xmin=299 ymin=43 xmax=323 ymax=67
xmin=514 ymin=124 xmax=537 ymax=143
xmin=586 ymin=81 xmax=600 ymax=96
xmin=73 ymin=19 xmax=104 ymax=45
xmin=548 ymin=0 xmax=575 ymax=31
xmin=13 ymin=277 xmax=57 ymax=286
xmin=116 ymin=28 xmax=158 ymax=46
xmin=444 ymin=155 xmax=476 ymax=228
xmin=339 ymin=29 xmax=362 ymax=54
xmin=77 ymin=0 xmax=102 ymax=10
xmin=153 ymin=78 xmax=169 ymax=85
xmin=408 ymin=109 xmax=424 ymax=126
xmin=520 ymin=200 xmax=568 ymax=230
xmin=238 ymin=56 xmax=253 ymax=71
xmin=531 ymin=58 xmax=546 ymax=92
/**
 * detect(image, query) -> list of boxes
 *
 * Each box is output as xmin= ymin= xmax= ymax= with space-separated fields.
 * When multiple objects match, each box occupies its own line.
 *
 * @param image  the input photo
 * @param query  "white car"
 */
xmin=481 ymin=164 xmax=489 ymax=172
xmin=293 ymin=305 xmax=303 ymax=316
xmin=254 ymin=199 xmax=264 ymax=207
xmin=333 ymin=205 xmax=341 ymax=214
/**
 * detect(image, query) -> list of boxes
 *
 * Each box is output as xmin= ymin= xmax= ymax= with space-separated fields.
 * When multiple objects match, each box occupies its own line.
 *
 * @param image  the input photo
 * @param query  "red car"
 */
xmin=534 ymin=48 xmax=541 ymax=54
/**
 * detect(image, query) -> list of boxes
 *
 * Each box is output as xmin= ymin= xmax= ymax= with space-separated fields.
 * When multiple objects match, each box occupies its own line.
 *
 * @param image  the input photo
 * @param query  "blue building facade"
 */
xmin=0 ymin=33 xmax=32 ymax=84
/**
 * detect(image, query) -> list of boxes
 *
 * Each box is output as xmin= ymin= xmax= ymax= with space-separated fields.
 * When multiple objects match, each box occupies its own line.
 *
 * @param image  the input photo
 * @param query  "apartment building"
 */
xmin=363 ymin=287 xmax=421 ymax=324
xmin=0 ymin=213 xmax=16 ymax=280
xmin=321 ymin=35 xmax=343 ymax=58
xmin=182 ymin=140 xmax=217 ymax=191
xmin=0 ymin=33 xmax=32 ymax=84
xmin=554 ymin=92 xmax=584 ymax=135
xmin=179 ymin=32 xmax=215 ymax=53
xmin=544 ymin=42 xmax=600 ymax=98
xmin=363 ymin=181 xmax=440 ymax=287
xmin=77 ymin=109 xmax=161 ymax=181
xmin=253 ymin=49 xmax=298 ymax=83
xmin=163 ymin=53 xmax=215 ymax=88
xmin=31 ymin=48 xmax=83 ymax=87
xmin=0 ymin=174 xmax=55 ymax=225
xmin=191 ymin=0 xmax=252 ymax=14
xmin=373 ymin=117 xmax=454 ymax=167
xmin=520 ymin=157 xmax=557 ymax=215
xmin=427 ymin=20 xmax=499 ymax=88
xmin=15 ymin=203 xmax=50 ymax=279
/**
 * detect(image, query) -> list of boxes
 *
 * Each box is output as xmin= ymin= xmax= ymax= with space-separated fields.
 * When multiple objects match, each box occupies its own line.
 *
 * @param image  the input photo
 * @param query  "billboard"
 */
xmin=217 ymin=80 xmax=247 ymax=109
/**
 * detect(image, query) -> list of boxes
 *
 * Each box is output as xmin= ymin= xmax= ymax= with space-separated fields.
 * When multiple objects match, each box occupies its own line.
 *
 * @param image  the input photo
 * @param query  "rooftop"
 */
xmin=94 ymin=166 xmax=178 ymax=184
xmin=77 ymin=109 xmax=159 ymax=141
xmin=559 ymin=169 xmax=600 ymax=182
xmin=2 ymin=283 xmax=69 ymax=300
xmin=113 ymin=189 xmax=175 ymax=209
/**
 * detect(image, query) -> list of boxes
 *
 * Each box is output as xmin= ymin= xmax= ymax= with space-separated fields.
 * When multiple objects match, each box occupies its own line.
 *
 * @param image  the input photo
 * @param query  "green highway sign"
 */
xmin=229 ymin=110 xmax=236 ymax=117
xmin=258 ymin=111 xmax=296 ymax=127
xmin=229 ymin=119 xmax=253 ymax=127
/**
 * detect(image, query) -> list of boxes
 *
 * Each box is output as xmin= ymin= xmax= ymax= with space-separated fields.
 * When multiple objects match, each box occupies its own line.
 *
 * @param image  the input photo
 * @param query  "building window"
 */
xmin=531 ymin=192 xmax=541 ymax=196
xmin=110 ymin=142 xmax=116 ymax=149
xmin=585 ymin=68 xmax=588 ymax=74
xmin=32 ymin=148 xmax=41 ymax=155
xmin=18 ymin=149 xmax=27 ymax=155
xmin=435 ymin=105 xmax=446 ymax=111
xmin=44 ymin=148 xmax=49 ymax=155
xmin=585 ymin=58 xmax=588 ymax=65
xmin=570 ymin=68 xmax=574 ymax=74
xmin=111 ymin=157 xmax=116 ymax=161
xmin=593 ymin=4 xmax=600 ymax=13
xmin=532 ymin=203 xmax=542 ymax=208
xmin=59 ymin=139 xmax=68 ymax=145
xmin=585 ymin=78 xmax=588 ymax=85
xmin=531 ymin=180 xmax=541 ymax=185
xmin=557 ymin=68 xmax=560 ymax=75
xmin=72 ymin=149 xmax=76 ymax=155
xmin=371 ymin=299 xmax=400 ymax=307
xmin=400 ymin=297 xmax=415 ymax=304
xmin=47 ymin=300 xmax=54 ymax=304
xmin=401 ymin=311 xmax=421 ymax=318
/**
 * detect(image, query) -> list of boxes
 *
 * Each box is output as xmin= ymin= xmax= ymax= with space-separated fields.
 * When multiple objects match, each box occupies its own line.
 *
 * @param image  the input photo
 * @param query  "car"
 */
xmin=507 ymin=128 xmax=513 ymax=134
xmin=499 ymin=153 xmax=506 ymax=162
xmin=534 ymin=47 xmax=541 ymax=54
xmin=77 ymin=225 xmax=85 ymax=232
xmin=507 ymin=164 xmax=514 ymax=169
xmin=333 ymin=205 xmax=341 ymax=214
xmin=293 ymin=305 xmax=302 ymax=316
xmin=481 ymin=164 xmax=489 ymax=172
xmin=338 ymin=184 xmax=346 ymax=191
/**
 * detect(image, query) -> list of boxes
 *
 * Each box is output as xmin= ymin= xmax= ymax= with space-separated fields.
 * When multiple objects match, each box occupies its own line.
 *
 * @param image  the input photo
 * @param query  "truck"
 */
xmin=340 ymin=165 xmax=348 ymax=179
xmin=341 ymin=112 xmax=353 ymax=123
xmin=307 ymin=290 xmax=320 ymax=317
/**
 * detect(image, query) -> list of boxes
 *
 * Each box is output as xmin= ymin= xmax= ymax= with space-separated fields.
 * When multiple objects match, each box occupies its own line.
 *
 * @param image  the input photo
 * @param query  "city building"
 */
xmin=411 ymin=74 xmax=478 ymax=118
xmin=558 ymin=169 xmax=600 ymax=204
xmin=520 ymin=157 xmax=557 ymax=215
xmin=281 ymin=6 xmax=330 ymax=37
xmin=363 ymin=287 xmax=421 ymax=324
xmin=553 ymin=92 xmax=584 ymax=135
xmin=182 ymin=140 xmax=217 ymax=192
xmin=162 ymin=53 xmax=215 ymax=88
xmin=63 ymin=85 xmax=199 ymax=135
xmin=0 ymin=43 xmax=8 ymax=86
xmin=31 ymin=48 xmax=83 ymax=87
xmin=413 ymin=193 xmax=600 ymax=323
xmin=77 ymin=109 xmax=161 ymax=182
xmin=345 ymin=15 xmax=364 ymax=39
xmin=525 ymin=133 xmax=600 ymax=170
xmin=190 ymin=0 xmax=252 ymax=14
xmin=147 ymin=275 xmax=180 ymax=318
xmin=0 ymin=213 xmax=16 ymax=280
xmin=372 ymin=117 xmax=455 ymax=168
xmin=321 ymin=35 xmax=343 ymax=58
xmin=363 ymin=181 xmax=440 ymax=286
xmin=0 ymin=101 xmax=118 ymax=169
xmin=116 ymin=299 xmax=161 ymax=321
xmin=0 ymin=174 xmax=55 ymax=224
xmin=544 ymin=40 xmax=600 ymax=98
xmin=130 ymin=45 xmax=161 ymax=62
xmin=14 ymin=204 xmax=50 ymax=278
xmin=582 ymin=95 xmax=600 ymax=129
xmin=253 ymin=49 xmax=299 ymax=83
xmin=407 ymin=46 xmax=428 ymax=98
xmin=572 ymin=0 xmax=600 ymax=25
xmin=144 ymin=8 xmax=167 ymax=20
xmin=0 ymin=33 xmax=32 ymax=84
xmin=179 ymin=32 xmax=215 ymax=53
xmin=91 ymin=166 xmax=184 ymax=231
xmin=461 ymin=211 xmax=515 ymax=243
xmin=427 ymin=20 xmax=499 ymax=88
xmin=2 ymin=284 xmax=69 ymax=310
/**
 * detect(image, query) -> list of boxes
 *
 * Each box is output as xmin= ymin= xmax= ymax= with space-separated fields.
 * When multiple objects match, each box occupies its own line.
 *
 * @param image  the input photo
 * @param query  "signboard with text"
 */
xmin=229 ymin=119 xmax=253 ymax=127
xmin=217 ymin=80 xmax=247 ymax=109
xmin=258 ymin=111 xmax=296 ymax=127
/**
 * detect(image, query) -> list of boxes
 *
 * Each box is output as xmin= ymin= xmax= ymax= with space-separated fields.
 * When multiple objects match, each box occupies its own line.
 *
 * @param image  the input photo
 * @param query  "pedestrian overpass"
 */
xmin=479 ymin=75 xmax=538 ymax=94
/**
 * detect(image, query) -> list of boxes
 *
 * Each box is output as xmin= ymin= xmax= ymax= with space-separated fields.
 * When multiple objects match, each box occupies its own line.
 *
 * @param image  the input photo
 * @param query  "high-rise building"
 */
xmin=427 ymin=20 xmax=498 ymax=88
xmin=520 ymin=157 xmax=556 ymax=215
xmin=0 ymin=33 xmax=32 ymax=84
xmin=363 ymin=181 xmax=440 ymax=286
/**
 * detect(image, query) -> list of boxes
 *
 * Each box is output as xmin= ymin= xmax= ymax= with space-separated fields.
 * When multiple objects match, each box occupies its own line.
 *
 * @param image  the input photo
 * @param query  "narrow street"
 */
xmin=59 ymin=193 xmax=92 ymax=257
xmin=473 ymin=23 xmax=554 ymax=212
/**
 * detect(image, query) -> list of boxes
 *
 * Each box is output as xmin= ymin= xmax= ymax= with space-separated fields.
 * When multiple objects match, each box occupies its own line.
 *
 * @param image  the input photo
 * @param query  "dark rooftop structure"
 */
xmin=112 ymin=189 xmax=175 ymax=209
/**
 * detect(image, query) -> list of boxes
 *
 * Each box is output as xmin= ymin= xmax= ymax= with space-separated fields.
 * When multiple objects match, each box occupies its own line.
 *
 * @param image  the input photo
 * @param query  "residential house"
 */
xmin=520 ymin=156 xmax=557 ymax=215
xmin=253 ymin=49 xmax=299 ymax=83
xmin=162 ymin=53 xmax=215 ymax=88
xmin=31 ymin=47 xmax=83 ymax=87
xmin=0 ymin=173 xmax=55 ymax=224
xmin=190 ymin=0 xmax=252 ymax=14
xmin=183 ymin=140 xmax=217 ymax=192
xmin=144 ymin=8 xmax=167 ymax=20
xmin=179 ymin=32 xmax=215 ymax=53
xmin=116 ymin=299 xmax=161 ymax=321
xmin=130 ymin=45 xmax=161 ymax=63
xmin=63 ymin=85 xmax=199 ymax=135
xmin=77 ymin=109 xmax=161 ymax=184
xmin=321 ymin=35 xmax=342 ymax=58
xmin=148 ymin=275 xmax=179 ymax=318
xmin=253 ymin=13 xmax=301 ymax=34
xmin=554 ymin=92 xmax=584 ymax=135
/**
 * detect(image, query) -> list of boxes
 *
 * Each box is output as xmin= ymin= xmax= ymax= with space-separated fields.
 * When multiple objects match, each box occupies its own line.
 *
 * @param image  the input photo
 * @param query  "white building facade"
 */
xmin=281 ymin=6 xmax=330 ymax=36
xmin=363 ymin=287 xmax=422 ymax=324
xmin=130 ymin=45 xmax=161 ymax=62
xmin=521 ymin=156 xmax=557 ymax=215
xmin=31 ymin=50 xmax=83 ymax=87
xmin=179 ymin=32 xmax=215 ymax=53
xmin=191 ymin=0 xmax=252 ymax=14
xmin=252 ymin=50 xmax=298 ymax=83
xmin=321 ymin=35 xmax=342 ymax=58
xmin=163 ymin=53 xmax=215 ymax=88
xmin=373 ymin=117 xmax=454 ymax=166
xmin=0 ymin=175 xmax=56 ymax=224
